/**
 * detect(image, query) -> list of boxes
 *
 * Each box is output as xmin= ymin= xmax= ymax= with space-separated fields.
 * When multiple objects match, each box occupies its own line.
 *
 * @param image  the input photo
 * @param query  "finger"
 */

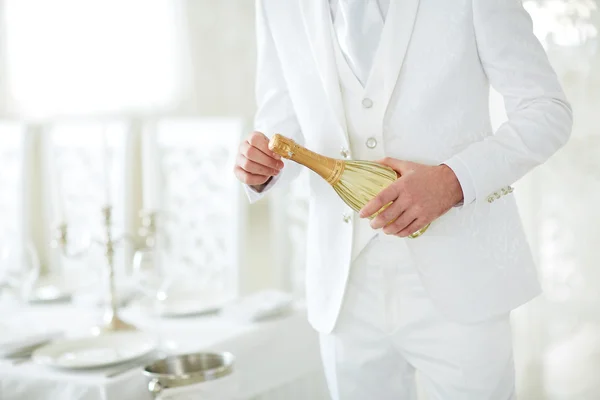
xmin=247 ymin=132 xmax=281 ymax=160
xmin=359 ymin=183 xmax=401 ymax=218
xmin=370 ymin=198 xmax=406 ymax=229
xmin=234 ymin=166 xmax=271 ymax=186
xmin=237 ymin=155 xmax=281 ymax=176
xmin=240 ymin=142 xmax=284 ymax=170
xmin=383 ymin=212 xmax=416 ymax=235
xmin=396 ymin=218 xmax=427 ymax=238
xmin=376 ymin=157 xmax=411 ymax=175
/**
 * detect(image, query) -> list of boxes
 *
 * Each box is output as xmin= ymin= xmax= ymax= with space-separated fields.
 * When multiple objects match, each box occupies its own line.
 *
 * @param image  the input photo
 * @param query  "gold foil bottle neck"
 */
xmin=268 ymin=134 xmax=295 ymax=160
xmin=268 ymin=134 xmax=344 ymax=185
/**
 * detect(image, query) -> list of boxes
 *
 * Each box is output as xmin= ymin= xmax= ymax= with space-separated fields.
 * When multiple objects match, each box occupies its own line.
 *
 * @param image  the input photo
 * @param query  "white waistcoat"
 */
xmin=331 ymin=27 xmax=388 ymax=261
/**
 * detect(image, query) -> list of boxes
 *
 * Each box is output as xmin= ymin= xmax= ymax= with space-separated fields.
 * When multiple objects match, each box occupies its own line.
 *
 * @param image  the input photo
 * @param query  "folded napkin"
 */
xmin=219 ymin=290 xmax=293 ymax=322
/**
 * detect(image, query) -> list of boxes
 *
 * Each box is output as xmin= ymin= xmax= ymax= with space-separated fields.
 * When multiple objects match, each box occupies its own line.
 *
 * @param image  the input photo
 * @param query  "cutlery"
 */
xmin=9 ymin=356 xmax=33 ymax=366
xmin=2 ymin=341 xmax=56 ymax=365
xmin=0 ymin=331 xmax=63 ymax=358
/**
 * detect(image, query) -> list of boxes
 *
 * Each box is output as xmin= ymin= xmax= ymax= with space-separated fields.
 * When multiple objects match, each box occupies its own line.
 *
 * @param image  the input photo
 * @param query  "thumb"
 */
xmin=377 ymin=158 xmax=412 ymax=175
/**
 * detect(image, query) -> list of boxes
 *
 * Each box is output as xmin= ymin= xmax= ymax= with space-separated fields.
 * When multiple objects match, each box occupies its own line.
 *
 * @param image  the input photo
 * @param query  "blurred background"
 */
xmin=0 ymin=1 xmax=598 ymax=399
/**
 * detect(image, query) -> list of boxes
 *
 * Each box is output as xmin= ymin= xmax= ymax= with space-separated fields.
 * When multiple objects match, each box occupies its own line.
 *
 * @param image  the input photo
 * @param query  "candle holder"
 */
xmin=52 ymin=205 xmax=157 ymax=335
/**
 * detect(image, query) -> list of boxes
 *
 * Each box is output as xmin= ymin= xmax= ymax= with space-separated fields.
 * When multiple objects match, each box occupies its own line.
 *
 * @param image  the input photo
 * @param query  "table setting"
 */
xmin=0 ymin=288 xmax=327 ymax=400
xmin=0 ymin=131 xmax=329 ymax=400
xmin=0 ymin=207 xmax=325 ymax=400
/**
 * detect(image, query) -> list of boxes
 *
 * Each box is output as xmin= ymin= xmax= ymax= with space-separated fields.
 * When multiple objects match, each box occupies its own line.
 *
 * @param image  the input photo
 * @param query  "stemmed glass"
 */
xmin=131 ymin=247 xmax=172 ymax=304
xmin=0 ymin=241 xmax=41 ymax=303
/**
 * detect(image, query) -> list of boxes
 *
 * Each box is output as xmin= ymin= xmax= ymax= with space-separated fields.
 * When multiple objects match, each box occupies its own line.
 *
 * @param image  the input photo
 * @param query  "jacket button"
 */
xmin=340 ymin=148 xmax=351 ymax=159
xmin=365 ymin=137 xmax=378 ymax=149
xmin=362 ymin=98 xmax=373 ymax=109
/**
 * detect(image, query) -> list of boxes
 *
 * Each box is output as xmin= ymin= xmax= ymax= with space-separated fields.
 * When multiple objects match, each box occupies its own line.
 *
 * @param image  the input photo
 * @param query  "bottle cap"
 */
xmin=268 ymin=134 xmax=296 ymax=159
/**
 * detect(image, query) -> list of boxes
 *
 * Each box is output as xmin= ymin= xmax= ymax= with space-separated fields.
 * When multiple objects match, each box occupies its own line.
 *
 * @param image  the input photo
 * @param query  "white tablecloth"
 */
xmin=0 ymin=302 xmax=329 ymax=400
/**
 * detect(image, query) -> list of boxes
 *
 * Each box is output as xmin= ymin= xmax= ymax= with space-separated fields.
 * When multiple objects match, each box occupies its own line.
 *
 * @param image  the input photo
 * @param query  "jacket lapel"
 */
xmin=373 ymin=0 xmax=421 ymax=114
xmin=300 ymin=0 xmax=349 ymax=143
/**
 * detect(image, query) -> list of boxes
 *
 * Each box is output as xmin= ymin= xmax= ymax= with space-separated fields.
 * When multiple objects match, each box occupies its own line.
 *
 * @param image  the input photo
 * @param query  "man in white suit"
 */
xmin=234 ymin=0 xmax=572 ymax=398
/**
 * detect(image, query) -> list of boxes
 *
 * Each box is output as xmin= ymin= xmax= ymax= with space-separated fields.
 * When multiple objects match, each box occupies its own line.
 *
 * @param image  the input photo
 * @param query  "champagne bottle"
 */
xmin=268 ymin=134 xmax=429 ymax=239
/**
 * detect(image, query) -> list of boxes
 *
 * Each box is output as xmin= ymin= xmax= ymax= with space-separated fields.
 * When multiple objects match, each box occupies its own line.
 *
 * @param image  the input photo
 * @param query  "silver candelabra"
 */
xmin=52 ymin=206 xmax=157 ymax=335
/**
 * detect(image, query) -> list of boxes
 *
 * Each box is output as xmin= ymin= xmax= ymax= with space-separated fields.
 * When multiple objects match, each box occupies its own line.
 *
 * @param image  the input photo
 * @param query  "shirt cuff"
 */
xmin=442 ymin=156 xmax=476 ymax=205
xmin=243 ymin=175 xmax=280 ymax=204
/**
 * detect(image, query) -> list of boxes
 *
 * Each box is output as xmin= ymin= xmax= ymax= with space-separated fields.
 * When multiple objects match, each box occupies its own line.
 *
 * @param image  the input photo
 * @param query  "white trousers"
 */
xmin=319 ymin=235 xmax=516 ymax=400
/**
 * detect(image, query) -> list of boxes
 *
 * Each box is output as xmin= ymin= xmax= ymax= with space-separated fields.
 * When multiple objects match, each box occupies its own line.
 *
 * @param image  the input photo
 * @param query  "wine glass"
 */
xmin=0 ymin=243 xmax=11 ymax=301
xmin=131 ymin=248 xmax=171 ymax=303
xmin=0 ymin=242 xmax=41 ymax=302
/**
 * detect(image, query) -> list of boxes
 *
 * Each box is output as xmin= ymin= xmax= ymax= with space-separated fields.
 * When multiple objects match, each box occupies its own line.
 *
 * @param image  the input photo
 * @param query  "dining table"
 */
xmin=0 ymin=298 xmax=329 ymax=400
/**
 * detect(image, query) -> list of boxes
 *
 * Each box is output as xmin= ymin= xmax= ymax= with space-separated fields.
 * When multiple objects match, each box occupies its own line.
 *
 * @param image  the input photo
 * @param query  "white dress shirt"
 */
xmin=329 ymin=0 xmax=475 ymax=204
xmin=330 ymin=0 xmax=389 ymax=86
xmin=330 ymin=0 xmax=390 ymax=27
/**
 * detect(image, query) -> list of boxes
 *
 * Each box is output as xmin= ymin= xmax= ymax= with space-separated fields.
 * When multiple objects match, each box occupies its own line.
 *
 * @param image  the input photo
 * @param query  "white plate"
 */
xmin=27 ymin=284 xmax=72 ymax=303
xmin=32 ymin=331 xmax=157 ymax=369
xmin=152 ymin=297 xmax=229 ymax=317
xmin=137 ymin=290 xmax=233 ymax=318
xmin=26 ymin=274 xmax=82 ymax=304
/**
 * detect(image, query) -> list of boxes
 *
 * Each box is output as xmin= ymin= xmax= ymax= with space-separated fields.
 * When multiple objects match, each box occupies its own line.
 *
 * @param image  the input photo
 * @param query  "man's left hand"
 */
xmin=359 ymin=158 xmax=464 ymax=237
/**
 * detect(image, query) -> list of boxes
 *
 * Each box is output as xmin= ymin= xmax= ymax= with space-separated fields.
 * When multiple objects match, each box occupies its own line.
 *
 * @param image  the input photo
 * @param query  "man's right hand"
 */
xmin=234 ymin=131 xmax=284 ymax=188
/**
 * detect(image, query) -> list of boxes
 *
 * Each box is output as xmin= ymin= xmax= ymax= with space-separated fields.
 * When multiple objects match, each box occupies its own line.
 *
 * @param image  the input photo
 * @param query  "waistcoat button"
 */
xmin=362 ymin=98 xmax=373 ymax=109
xmin=366 ymin=137 xmax=378 ymax=149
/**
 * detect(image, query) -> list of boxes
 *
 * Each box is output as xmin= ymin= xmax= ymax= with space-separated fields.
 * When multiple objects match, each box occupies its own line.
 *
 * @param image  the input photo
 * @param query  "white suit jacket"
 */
xmin=247 ymin=0 xmax=573 ymax=334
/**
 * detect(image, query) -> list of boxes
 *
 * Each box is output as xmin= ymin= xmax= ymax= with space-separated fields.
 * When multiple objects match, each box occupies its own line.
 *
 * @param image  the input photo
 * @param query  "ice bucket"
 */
xmin=143 ymin=352 xmax=235 ymax=398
